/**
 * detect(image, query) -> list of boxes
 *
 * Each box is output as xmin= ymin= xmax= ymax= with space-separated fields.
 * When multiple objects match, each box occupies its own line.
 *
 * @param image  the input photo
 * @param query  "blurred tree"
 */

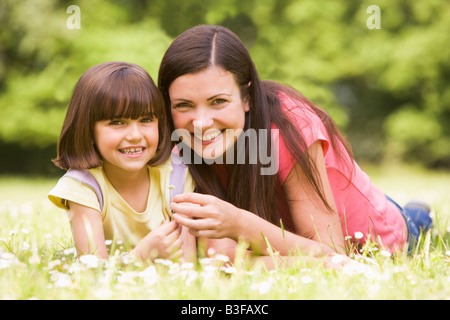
xmin=0 ymin=0 xmax=172 ymax=149
xmin=0 ymin=0 xmax=449 ymax=174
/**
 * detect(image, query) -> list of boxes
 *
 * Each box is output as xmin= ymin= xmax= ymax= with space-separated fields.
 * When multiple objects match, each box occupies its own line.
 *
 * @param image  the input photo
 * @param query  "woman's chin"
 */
xmin=194 ymin=148 xmax=225 ymax=162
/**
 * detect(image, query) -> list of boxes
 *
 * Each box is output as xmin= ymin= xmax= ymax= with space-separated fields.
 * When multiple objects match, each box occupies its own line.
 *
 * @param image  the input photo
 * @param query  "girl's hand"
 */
xmin=170 ymin=193 xmax=243 ymax=240
xmin=132 ymin=220 xmax=183 ymax=261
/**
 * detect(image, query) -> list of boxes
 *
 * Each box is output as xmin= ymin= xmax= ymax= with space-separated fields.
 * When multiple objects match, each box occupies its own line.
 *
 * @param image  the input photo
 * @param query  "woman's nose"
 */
xmin=192 ymin=107 xmax=214 ymax=130
xmin=193 ymin=119 xmax=214 ymax=130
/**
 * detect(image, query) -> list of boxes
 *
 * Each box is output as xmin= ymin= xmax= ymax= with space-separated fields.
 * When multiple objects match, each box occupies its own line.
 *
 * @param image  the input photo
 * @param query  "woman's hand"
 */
xmin=170 ymin=193 xmax=243 ymax=240
xmin=132 ymin=220 xmax=183 ymax=261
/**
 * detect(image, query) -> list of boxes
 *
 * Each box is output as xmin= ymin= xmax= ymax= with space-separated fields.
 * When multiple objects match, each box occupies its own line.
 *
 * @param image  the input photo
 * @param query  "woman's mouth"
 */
xmin=192 ymin=129 xmax=224 ymax=143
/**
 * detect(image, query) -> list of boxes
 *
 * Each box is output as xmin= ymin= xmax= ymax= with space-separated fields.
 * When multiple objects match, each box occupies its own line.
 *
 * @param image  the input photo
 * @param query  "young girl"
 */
xmin=158 ymin=25 xmax=432 ymax=266
xmin=48 ymin=61 xmax=195 ymax=262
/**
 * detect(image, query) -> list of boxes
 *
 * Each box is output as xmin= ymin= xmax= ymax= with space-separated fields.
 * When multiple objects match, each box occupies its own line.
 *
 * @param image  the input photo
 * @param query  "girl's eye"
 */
xmin=140 ymin=117 xmax=154 ymax=123
xmin=109 ymin=120 xmax=124 ymax=126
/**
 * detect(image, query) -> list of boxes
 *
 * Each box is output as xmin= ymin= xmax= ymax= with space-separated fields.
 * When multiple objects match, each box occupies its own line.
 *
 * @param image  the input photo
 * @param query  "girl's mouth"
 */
xmin=118 ymin=147 xmax=145 ymax=155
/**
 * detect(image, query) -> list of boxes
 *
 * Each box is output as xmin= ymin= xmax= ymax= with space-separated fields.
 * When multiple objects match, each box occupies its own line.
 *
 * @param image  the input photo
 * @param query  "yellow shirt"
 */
xmin=48 ymin=155 xmax=195 ymax=247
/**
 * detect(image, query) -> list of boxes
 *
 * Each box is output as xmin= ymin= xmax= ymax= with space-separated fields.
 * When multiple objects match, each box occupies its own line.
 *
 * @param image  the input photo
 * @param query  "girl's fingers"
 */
xmin=159 ymin=219 xmax=180 ymax=233
xmin=166 ymin=238 xmax=183 ymax=260
xmin=161 ymin=222 xmax=181 ymax=244
xmin=169 ymin=247 xmax=184 ymax=260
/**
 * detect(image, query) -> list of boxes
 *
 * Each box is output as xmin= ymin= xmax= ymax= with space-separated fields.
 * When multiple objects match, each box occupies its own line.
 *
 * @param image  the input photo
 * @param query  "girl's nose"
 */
xmin=126 ymin=122 xmax=143 ymax=141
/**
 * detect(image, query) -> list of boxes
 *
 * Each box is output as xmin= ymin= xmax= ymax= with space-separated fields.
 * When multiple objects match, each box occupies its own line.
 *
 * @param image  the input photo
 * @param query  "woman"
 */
xmin=158 ymin=25 xmax=431 ymax=266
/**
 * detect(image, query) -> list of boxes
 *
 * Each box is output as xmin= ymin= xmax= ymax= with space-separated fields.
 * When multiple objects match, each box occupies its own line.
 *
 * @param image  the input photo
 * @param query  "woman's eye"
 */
xmin=171 ymin=102 xmax=194 ymax=112
xmin=212 ymin=98 xmax=227 ymax=105
xmin=172 ymin=102 xmax=190 ymax=109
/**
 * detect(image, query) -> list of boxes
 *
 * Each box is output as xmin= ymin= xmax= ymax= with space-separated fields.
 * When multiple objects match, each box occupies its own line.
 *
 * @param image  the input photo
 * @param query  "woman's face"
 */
xmin=168 ymin=66 xmax=249 ymax=160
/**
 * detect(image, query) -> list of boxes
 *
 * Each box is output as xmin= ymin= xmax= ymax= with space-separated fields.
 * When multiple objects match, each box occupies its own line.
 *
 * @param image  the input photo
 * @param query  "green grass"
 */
xmin=0 ymin=164 xmax=449 ymax=300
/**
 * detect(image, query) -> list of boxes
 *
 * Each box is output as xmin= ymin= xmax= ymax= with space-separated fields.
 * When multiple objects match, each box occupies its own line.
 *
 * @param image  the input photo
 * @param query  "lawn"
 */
xmin=0 ymin=164 xmax=449 ymax=301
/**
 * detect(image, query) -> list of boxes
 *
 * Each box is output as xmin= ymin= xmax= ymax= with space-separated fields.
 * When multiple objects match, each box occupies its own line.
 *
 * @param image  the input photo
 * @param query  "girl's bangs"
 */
xmin=92 ymin=69 xmax=161 ymax=121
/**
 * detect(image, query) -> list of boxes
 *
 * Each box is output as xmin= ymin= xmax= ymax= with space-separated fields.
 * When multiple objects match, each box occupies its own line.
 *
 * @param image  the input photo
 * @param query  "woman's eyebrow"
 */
xmin=171 ymin=93 xmax=232 ymax=102
xmin=207 ymin=93 xmax=232 ymax=101
xmin=171 ymin=98 xmax=193 ymax=103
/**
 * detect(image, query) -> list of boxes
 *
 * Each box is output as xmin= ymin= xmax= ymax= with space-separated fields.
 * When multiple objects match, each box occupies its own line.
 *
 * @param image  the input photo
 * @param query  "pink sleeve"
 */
xmin=274 ymin=92 xmax=331 ymax=184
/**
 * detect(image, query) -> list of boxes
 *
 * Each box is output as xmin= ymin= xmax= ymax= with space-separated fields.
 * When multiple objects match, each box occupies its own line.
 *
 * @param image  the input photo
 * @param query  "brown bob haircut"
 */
xmin=53 ymin=61 xmax=171 ymax=170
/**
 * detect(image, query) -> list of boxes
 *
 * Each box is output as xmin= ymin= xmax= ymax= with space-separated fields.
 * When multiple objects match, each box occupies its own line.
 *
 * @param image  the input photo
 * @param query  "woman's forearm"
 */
xmin=170 ymin=192 xmax=342 ymax=258
xmin=233 ymin=208 xmax=338 ymax=257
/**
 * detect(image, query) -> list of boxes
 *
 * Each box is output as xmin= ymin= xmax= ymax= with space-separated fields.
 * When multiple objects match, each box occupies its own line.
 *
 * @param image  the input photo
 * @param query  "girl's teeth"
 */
xmin=120 ymin=147 xmax=143 ymax=154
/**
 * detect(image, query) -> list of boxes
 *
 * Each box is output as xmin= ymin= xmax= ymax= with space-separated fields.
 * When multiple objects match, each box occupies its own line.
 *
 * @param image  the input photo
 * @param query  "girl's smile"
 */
xmin=118 ymin=146 xmax=146 ymax=156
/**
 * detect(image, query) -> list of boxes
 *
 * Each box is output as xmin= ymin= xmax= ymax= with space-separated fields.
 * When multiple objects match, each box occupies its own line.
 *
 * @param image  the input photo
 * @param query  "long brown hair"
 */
xmin=158 ymin=25 xmax=353 ymax=225
xmin=53 ymin=61 xmax=171 ymax=170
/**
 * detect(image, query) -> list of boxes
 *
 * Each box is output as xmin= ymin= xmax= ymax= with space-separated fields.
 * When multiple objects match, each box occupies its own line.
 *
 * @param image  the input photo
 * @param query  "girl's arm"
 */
xmin=68 ymin=201 xmax=109 ymax=259
xmin=171 ymin=141 xmax=346 ymax=258
xmin=69 ymin=202 xmax=187 ymax=262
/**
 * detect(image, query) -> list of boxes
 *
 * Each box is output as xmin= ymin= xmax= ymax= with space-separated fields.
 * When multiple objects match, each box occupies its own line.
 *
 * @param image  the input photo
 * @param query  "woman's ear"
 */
xmin=244 ymin=81 xmax=251 ymax=112
xmin=244 ymin=98 xmax=250 ymax=112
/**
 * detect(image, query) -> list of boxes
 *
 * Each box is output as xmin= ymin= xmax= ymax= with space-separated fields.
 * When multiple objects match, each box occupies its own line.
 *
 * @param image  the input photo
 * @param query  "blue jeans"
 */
xmin=386 ymin=196 xmax=433 ymax=251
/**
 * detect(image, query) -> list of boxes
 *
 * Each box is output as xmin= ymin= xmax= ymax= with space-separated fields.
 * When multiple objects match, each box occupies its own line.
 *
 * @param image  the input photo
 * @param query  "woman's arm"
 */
xmin=282 ymin=141 xmax=346 ymax=255
xmin=171 ymin=141 xmax=346 ymax=258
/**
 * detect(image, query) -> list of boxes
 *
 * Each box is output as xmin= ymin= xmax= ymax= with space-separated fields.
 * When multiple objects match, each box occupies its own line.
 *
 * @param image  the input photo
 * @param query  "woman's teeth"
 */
xmin=194 ymin=130 xmax=223 ymax=142
xmin=119 ymin=147 xmax=143 ymax=154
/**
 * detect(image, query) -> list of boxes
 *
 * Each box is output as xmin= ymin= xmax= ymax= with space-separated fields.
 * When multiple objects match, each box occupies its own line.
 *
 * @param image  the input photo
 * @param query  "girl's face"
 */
xmin=94 ymin=116 xmax=159 ymax=175
xmin=169 ymin=66 xmax=249 ymax=160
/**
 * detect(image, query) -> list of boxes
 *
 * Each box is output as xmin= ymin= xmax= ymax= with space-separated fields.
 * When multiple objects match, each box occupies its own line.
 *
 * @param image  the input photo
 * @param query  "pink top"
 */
xmin=273 ymin=92 xmax=407 ymax=252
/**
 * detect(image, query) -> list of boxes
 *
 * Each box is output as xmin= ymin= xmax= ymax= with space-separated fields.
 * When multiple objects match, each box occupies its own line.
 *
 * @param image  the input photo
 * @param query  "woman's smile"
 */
xmin=193 ymin=128 xmax=224 ymax=144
